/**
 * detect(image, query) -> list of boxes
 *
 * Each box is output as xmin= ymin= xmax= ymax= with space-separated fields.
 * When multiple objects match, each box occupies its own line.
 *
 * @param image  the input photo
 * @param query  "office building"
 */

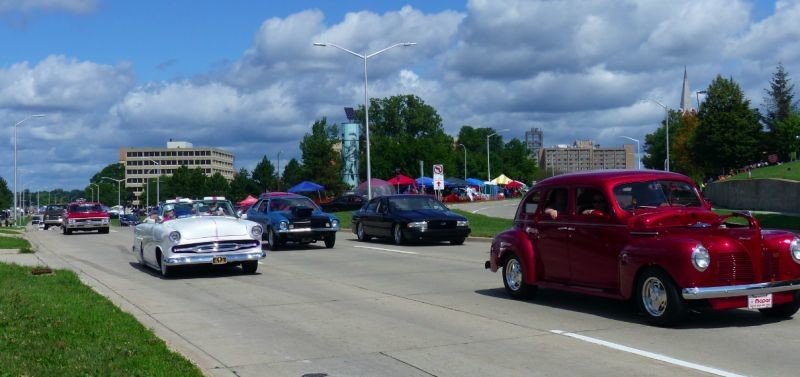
xmin=525 ymin=127 xmax=544 ymax=163
xmin=539 ymin=140 xmax=635 ymax=175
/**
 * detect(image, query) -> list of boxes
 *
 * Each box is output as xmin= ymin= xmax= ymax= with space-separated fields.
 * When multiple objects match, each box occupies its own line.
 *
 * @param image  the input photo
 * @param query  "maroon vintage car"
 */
xmin=486 ymin=170 xmax=800 ymax=326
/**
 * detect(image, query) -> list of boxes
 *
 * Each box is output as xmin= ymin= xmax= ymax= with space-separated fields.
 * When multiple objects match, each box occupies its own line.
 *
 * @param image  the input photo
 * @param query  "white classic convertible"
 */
xmin=133 ymin=197 xmax=266 ymax=277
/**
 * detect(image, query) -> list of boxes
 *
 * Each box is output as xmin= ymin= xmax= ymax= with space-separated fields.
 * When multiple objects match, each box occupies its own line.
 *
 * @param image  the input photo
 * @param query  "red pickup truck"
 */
xmin=63 ymin=201 xmax=110 ymax=235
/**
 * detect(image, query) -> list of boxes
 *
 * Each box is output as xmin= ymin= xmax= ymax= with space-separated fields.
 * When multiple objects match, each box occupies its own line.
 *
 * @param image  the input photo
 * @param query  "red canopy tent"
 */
xmin=386 ymin=174 xmax=416 ymax=185
xmin=506 ymin=180 xmax=524 ymax=189
xmin=238 ymin=195 xmax=258 ymax=207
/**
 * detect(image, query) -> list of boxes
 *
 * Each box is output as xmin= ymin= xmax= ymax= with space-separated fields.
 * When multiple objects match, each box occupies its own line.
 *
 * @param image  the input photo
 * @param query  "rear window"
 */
xmin=69 ymin=204 xmax=104 ymax=212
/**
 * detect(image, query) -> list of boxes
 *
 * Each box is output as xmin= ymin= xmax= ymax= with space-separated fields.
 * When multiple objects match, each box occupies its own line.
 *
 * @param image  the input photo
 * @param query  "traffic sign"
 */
xmin=433 ymin=164 xmax=444 ymax=191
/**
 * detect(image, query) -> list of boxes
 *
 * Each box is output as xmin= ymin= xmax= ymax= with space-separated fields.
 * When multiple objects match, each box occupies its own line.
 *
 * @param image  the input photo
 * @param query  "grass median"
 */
xmin=0 ymin=263 xmax=203 ymax=376
xmin=0 ymin=235 xmax=31 ymax=250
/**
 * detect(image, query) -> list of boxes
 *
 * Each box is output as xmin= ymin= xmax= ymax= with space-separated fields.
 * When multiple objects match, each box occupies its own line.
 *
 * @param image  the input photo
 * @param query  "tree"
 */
xmin=88 ymin=162 xmax=125 ymax=206
xmin=300 ymin=118 xmax=345 ymax=194
xmin=252 ymin=156 xmax=277 ymax=192
xmin=774 ymin=112 xmax=800 ymax=160
xmin=281 ymin=158 xmax=305 ymax=187
xmin=358 ymin=95 xmax=455 ymax=181
xmin=168 ymin=165 xmax=207 ymax=198
xmin=501 ymin=139 xmax=538 ymax=183
xmin=694 ymin=75 xmax=763 ymax=176
xmin=763 ymin=63 xmax=797 ymax=133
xmin=205 ymin=173 xmax=230 ymax=197
xmin=0 ymin=176 xmax=12 ymax=210
xmin=671 ymin=112 xmax=703 ymax=181
xmin=642 ymin=110 xmax=683 ymax=171
xmin=229 ymin=168 xmax=259 ymax=201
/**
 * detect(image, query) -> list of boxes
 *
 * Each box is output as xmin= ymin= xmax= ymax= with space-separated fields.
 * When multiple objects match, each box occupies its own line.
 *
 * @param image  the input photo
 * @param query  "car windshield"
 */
xmin=389 ymin=196 xmax=447 ymax=211
xmin=69 ymin=204 xmax=104 ymax=212
xmin=613 ymin=180 xmax=702 ymax=210
xmin=47 ymin=205 xmax=64 ymax=211
xmin=194 ymin=200 xmax=236 ymax=216
xmin=269 ymin=197 xmax=318 ymax=211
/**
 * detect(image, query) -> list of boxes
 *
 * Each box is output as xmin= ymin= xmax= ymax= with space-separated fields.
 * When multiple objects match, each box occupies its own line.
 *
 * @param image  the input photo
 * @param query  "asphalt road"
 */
xmin=23 ymin=215 xmax=800 ymax=377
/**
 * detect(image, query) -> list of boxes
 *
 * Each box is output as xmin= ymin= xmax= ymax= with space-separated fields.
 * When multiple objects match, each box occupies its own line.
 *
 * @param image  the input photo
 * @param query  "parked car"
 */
xmin=133 ymin=197 xmax=265 ymax=277
xmin=320 ymin=194 xmax=366 ymax=212
xmin=119 ymin=213 xmax=140 ymax=226
xmin=352 ymin=194 xmax=471 ymax=245
xmin=43 ymin=204 xmax=66 ymax=230
xmin=63 ymin=201 xmax=109 ymax=235
xmin=245 ymin=192 xmax=339 ymax=250
xmin=485 ymin=169 xmax=800 ymax=326
xmin=31 ymin=214 xmax=43 ymax=225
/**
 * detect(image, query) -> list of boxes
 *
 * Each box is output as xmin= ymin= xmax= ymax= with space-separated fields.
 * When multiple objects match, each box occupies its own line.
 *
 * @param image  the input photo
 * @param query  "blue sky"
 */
xmin=0 ymin=0 xmax=795 ymax=191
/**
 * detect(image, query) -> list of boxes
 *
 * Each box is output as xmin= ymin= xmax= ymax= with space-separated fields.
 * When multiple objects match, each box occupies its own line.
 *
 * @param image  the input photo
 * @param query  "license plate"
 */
xmin=748 ymin=294 xmax=773 ymax=309
xmin=211 ymin=256 xmax=227 ymax=265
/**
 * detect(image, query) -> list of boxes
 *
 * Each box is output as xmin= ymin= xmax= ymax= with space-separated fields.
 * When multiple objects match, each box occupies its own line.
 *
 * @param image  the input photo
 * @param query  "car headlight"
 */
xmin=279 ymin=221 xmax=288 ymax=231
xmin=407 ymin=221 xmax=427 ymax=231
xmin=168 ymin=231 xmax=181 ymax=244
xmin=250 ymin=225 xmax=263 ymax=239
xmin=691 ymin=243 xmax=710 ymax=271
xmin=790 ymin=237 xmax=800 ymax=263
xmin=457 ymin=220 xmax=469 ymax=227
xmin=331 ymin=219 xmax=339 ymax=228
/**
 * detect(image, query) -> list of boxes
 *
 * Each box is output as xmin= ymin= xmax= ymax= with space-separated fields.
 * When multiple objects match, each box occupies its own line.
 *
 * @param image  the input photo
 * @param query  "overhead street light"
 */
xmin=644 ymin=99 xmax=671 ymax=171
xmin=12 ymin=114 xmax=45 ymax=225
xmin=619 ymin=136 xmax=641 ymax=169
xmin=90 ymin=183 xmax=100 ymax=203
xmin=458 ymin=144 xmax=467 ymax=180
xmin=147 ymin=158 xmax=161 ymax=205
xmin=487 ymin=129 xmax=510 ymax=182
xmin=102 ymin=177 xmax=125 ymax=209
xmin=314 ymin=41 xmax=416 ymax=199
xmin=696 ymin=90 xmax=707 ymax=109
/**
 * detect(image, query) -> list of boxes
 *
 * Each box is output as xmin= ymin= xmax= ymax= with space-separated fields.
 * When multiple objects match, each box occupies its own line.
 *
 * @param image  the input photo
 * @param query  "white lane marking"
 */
xmin=110 ymin=230 xmax=119 ymax=233
xmin=550 ymin=330 xmax=746 ymax=377
xmin=353 ymin=245 xmax=419 ymax=255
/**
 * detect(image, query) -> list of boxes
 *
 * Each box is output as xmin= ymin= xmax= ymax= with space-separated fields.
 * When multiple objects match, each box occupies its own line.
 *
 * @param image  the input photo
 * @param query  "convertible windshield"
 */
xmin=389 ymin=197 xmax=447 ymax=211
xmin=613 ymin=180 xmax=702 ymax=209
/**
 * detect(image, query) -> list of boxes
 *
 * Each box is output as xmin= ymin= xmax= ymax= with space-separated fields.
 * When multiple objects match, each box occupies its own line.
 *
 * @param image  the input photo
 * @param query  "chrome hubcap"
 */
xmin=358 ymin=224 xmax=364 ymax=239
xmin=505 ymin=259 xmax=522 ymax=291
xmin=642 ymin=277 xmax=667 ymax=317
xmin=394 ymin=226 xmax=401 ymax=243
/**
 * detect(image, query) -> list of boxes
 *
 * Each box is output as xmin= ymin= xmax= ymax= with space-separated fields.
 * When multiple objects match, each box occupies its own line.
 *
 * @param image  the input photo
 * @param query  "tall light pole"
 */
xmin=314 ymin=41 xmax=416 ymax=199
xmin=620 ymin=136 xmax=641 ymax=169
xmin=102 ymin=177 xmax=124 ymax=209
xmin=90 ymin=183 xmax=100 ymax=202
xmin=147 ymin=158 xmax=160 ymax=204
xmin=12 ymin=114 xmax=45 ymax=225
xmin=646 ymin=99 xmax=670 ymax=171
xmin=276 ymin=150 xmax=282 ymax=191
xmin=486 ymin=129 xmax=510 ymax=182
xmin=696 ymin=90 xmax=707 ymax=109
xmin=458 ymin=144 xmax=467 ymax=180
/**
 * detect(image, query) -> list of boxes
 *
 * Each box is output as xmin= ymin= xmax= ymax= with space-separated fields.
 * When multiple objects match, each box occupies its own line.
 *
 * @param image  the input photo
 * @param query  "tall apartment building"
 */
xmin=524 ymin=127 xmax=543 ymax=163
xmin=539 ymin=140 xmax=635 ymax=175
xmin=119 ymin=141 xmax=235 ymax=202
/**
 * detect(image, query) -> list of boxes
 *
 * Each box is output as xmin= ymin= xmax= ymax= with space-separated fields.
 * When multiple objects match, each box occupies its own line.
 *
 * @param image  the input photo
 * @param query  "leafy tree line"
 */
xmin=643 ymin=63 xmax=799 ymax=181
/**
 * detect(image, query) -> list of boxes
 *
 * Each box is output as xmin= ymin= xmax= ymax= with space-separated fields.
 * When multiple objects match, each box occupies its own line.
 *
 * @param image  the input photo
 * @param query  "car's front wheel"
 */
xmin=450 ymin=238 xmax=465 ymax=245
xmin=356 ymin=223 xmax=371 ymax=242
xmin=267 ymin=227 xmax=281 ymax=251
xmin=241 ymin=261 xmax=258 ymax=274
xmin=759 ymin=292 xmax=800 ymax=318
xmin=502 ymin=254 xmax=535 ymax=299
xmin=637 ymin=268 xmax=686 ymax=326
xmin=157 ymin=250 xmax=172 ymax=277
xmin=324 ymin=234 xmax=335 ymax=248
xmin=392 ymin=224 xmax=405 ymax=245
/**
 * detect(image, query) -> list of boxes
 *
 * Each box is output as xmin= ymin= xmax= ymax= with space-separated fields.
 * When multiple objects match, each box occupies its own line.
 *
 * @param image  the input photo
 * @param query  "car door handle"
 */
xmin=557 ymin=226 xmax=575 ymax=231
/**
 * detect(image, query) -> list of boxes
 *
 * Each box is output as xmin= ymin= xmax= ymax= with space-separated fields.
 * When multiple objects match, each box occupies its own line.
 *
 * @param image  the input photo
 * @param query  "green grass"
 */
xmin=0 ymin=263 xmax=203 ymax=377
xmin=726 ymin=160 xmax=800 ymax=181
xmin=0 ymin=228 xmax=23 ymax=235
xmin=0 ymin=235 xmax=31 ymax=250
xmin=714 ymin=209 xmax=800 ymax=231
xmin=331 ymin=210 xmax=355 ymax=230
xmin=452 ymin=209 xmax=514 ymax=237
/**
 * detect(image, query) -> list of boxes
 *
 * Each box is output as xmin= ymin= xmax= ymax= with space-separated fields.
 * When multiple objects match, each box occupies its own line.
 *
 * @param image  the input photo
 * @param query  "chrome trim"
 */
xmin=630 ymin=231 xmax=659 ymax=236
xmin=173 ymin=241 xmax=260 ymax=253
xmin=682 ymin=279 xmax=800 ymax=300
xmin=163 ymin=250 xmax=266 ymax=266
xmin=277 ymin=227 xmax=338 ymax=233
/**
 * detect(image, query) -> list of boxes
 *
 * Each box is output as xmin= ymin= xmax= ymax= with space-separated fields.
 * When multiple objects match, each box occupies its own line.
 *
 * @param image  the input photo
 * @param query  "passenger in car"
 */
xmin=582 ymin=194 xmax=608 ymax=216
xmin=543 ymin=189 xmax=567 ymax=219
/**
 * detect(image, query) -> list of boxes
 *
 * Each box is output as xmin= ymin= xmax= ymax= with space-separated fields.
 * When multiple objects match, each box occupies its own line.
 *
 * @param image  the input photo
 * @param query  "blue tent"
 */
xmin=416 ymin=177 xmax=433 ymax=187
xmin=288 ymin=181 xmax=325 ymax=193
xmin=466 ymin=178 xmax=485 ymax=187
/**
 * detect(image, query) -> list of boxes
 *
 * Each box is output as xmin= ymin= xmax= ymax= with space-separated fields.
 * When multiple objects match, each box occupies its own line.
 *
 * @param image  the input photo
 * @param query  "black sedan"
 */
xmin=119 ymin=214 xmax=140 ymax=226
xmin=320 ymin=194 xmax=366 ymax=212
xmin=352 ymin=195 xmax=471 ymax=245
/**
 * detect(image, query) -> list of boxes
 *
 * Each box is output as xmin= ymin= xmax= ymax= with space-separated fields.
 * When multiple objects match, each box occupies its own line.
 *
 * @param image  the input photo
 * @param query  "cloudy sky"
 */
xmin=0 ymin=0 xmax=795 ymax=191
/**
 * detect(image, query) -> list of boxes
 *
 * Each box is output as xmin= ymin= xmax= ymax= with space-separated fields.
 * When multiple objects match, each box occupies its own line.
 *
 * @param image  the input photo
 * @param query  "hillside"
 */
xmin=725 ymin=160 xmax=800 ymax=181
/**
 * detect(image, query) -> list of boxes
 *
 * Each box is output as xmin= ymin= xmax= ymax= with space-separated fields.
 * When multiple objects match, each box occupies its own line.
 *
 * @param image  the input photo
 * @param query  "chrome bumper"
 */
xmin=163 ymin=249 xmax=266 ymax=266
xmin=682 ymin=279 xmax=800 ymax=300
xmin=277 ymin=227 xmax=338 ymax=233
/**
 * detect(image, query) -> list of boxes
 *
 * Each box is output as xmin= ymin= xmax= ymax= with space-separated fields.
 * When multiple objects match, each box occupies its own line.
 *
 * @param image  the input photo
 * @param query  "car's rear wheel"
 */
xmin=637 ymin=268 xmax=686 ymax=326
xmin=43 ymin=224 xmax=49 ymax=230
xmin=450 ymin=238 xmax=465 ymax=245
xmin=502 ymin=254 xmax=535 ymax=299
xmin=241 ymin=261 xmax=258 ymax=274
xmin=356 ymin=223 xmax=371 ymax=242
xmin=759 ymin=292 xmax=800 ymax=318
xmin=392 ymin=224 xmax=404 ymax=245
xmin=324 ymin=234 xmax=335 ymax=248
xmin=139 ymin=242 xmax=146 ymax=266
xmin=267 ymin=227 xmax=281 ymax=251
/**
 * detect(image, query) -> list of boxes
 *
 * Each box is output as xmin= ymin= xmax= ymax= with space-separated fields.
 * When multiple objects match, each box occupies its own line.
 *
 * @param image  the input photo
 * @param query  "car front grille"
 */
xmin=716 ymin=252 xmax=754 ymax=285
xmin=427 ymin=220 xmax=456 ymax=230
xmin=172 ymin=240 xmax=260 ymax=253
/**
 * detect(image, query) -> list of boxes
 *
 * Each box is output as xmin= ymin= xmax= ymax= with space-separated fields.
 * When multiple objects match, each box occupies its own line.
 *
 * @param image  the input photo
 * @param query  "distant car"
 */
xmin=245 ymin=192 xmax=339 ymax=250
xmin=486 ymin=169 xmax=800 ymax=326
xmin=119 ymin=214 xmax=140 ymax=226
xmin=31 ymin=214 xmax=43 ymax=225
xmin=133 ymin=197 xmax=265 ymax=277
xmin=63 ymin=201 xmax=110 ymax=234
xmin=43 ymin=204 xmax=66 ymax=230
xmin=320 ymin=194 xmax=366 ymax=212
xmin=352 ymin=194 xmax=471 ymax=245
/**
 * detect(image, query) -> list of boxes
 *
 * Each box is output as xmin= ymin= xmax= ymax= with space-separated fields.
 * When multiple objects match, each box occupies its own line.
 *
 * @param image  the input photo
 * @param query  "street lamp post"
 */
xmin=646 ymin=99 xmax=670 ymax=171
xmin=696 ymin=90 xmax=707 ymax=109
xmin=12 ymin=114 xmax=45 ymax=225
xmin=314 ymin=41 xmax=416 ymax=199
xmin=276 ymin=150 xmax=282 ymax=191
xmin=458 ymin=144 xmax=467 ymax=180
xmin=102 ymin=177 xmax=125 ymax=209
xmin=619 ymin=136 xmax=641 ymax=169
xmin=486 ymin=129 xmax=510 ymax=182
xmin=90 ymin=183 xmax=100 ymax=203
xmin=147 ymin=158 xmax=161 ymax=204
